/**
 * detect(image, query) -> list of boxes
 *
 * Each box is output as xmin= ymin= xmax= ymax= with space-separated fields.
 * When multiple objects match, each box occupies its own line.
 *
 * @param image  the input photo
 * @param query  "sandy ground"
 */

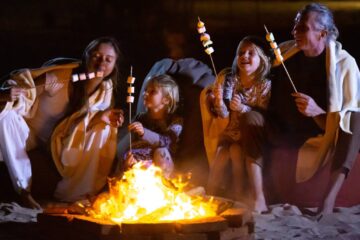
xmin=1 ymin=202 xmax=360 ymax=239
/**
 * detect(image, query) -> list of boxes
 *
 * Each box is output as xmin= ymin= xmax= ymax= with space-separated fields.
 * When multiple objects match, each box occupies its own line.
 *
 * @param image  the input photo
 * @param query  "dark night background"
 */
xmin=1 ymin=0 xmax=359 ymax=98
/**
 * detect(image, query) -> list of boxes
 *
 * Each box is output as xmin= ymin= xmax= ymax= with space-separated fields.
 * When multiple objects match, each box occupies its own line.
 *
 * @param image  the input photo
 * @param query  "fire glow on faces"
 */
xmin=236 ymin=42 xmax=261 ymax=76
xmin=87 ymin=43 xmax=117 ymax=78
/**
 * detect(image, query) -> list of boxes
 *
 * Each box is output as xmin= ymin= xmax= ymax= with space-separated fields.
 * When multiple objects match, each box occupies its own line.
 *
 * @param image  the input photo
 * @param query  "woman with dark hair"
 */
xmin=51 ymin=37 xmax=124 ymax=202
xmin=0 ymin=37 xmax=124 ymax=207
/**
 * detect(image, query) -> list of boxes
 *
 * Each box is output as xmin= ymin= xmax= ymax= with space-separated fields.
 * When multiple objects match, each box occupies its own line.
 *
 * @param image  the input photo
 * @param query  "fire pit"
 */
xmin=38 ymin=163 xmax=254 ymax=240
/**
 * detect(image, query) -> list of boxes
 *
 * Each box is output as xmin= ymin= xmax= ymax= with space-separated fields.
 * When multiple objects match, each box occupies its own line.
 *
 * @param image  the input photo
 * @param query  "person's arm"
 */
xmin=88 ymin=108 xmax=124 ymax=129
xmin=213 ymin=79 xmax=234 ymax=118
xmin=141 ymin=117 xmax=183 ymax=152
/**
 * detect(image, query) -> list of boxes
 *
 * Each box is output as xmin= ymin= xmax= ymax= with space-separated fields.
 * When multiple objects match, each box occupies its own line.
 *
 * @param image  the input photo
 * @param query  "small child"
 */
xmin=124 ymin=74 xmax=183 ymax=178
xmin=207 ymin=36 xmax=272 ymax=213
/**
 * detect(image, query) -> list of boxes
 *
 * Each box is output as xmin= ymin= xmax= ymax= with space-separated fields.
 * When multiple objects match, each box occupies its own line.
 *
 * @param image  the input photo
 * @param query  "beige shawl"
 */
xmin=276 ymin=40 xmax=360 ymax=182
xmin=51 ymin=80 xmax=116 ymax=177
xmin=0 ymin=63 xmax=79 ymax=120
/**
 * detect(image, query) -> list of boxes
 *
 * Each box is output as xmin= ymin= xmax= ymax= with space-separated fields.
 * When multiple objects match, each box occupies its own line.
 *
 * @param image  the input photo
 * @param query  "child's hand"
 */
xmin=229 ymin=95 xmax=243 ymax=111
xmin=124 ymin=152 xmax=137 ymax=169
xmin=128 ymin=121 xmax=145 ymax=136
xmin=213 ymin=83 xmax=223 ymax=101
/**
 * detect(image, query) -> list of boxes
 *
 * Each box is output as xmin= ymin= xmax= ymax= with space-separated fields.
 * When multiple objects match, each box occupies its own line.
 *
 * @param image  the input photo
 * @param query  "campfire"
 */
xmin=88 ymin=162 xmax=218 ymax=223
xmin=39 ymin=162 xmax=254 ymax=239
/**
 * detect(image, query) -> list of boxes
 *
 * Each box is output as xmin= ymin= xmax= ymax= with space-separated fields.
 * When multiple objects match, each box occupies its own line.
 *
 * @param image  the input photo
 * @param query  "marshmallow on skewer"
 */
xmin=79 ymin=73 xmax=87 ymax=81
xmin=126 ymin=95 xmax=134 ymax=103
xmin=71 ymin=71 xmax=105 ymax=82
xmin=127 ymin=76 xmax=135 ymax=84
xmin=96 ymin=71 xmax=104 ymax=78
xmin=197 ymin=17 xmax=217 ymax=76
xmin=127 ymin=86 xmax=135 ymax=94
xmin=72 ymin=74 xmax=79 ymax=82
xmin=205 ymin=47 xmax=214 ymax=55
xmin=264 ymin=24 xmax=297 ymax=92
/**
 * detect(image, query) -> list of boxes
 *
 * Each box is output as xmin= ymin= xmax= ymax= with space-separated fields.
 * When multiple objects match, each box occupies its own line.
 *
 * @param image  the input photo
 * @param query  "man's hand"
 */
xmin=128 ymin=121 xmax=145 ymax=137
xmin=1 ymin=87 xmax=27 ymax=102
xmin=291 ymin=92 xmax=325 ymax=117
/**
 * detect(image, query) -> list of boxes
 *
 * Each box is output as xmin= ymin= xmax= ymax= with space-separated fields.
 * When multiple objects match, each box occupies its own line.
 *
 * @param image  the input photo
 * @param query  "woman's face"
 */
xmin=237 ymin=42 xmax=261 ymax=76
xmin=87 ymin=43 xmax=117 ymax=78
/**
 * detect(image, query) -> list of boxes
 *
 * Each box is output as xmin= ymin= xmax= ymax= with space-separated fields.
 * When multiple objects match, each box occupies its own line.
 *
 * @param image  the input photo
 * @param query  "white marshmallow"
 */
xmin=200 ymin=33 xmax=210 ymax=42
xmin=72 ymin=74 xmax=79 ymax=82
xmin=127 ymin=96 xmax=134 ymax=103
xmin=88 ymin=72 xmax=95 ymax=79
xmin=79 ymin=73 xmax=87 ymax=81
xmin=205 ymin=47 xmax=214 ymax=55
xmin=197 ymin=26 xmax=206 ymax=34
xmin=127 ymin=76 xmax=135 ymax=84
xmin=266 ymin=32 xmax=275 ymax=42
xmin=96 ymin=71 xmax=104 ymax=78
xmin=270 ymin=42 xmax=278 ymax=49
xmin=202 ymin=40 xmax=213 ymax=47
xmin=127 ymin=86 xmax=135 ymax=94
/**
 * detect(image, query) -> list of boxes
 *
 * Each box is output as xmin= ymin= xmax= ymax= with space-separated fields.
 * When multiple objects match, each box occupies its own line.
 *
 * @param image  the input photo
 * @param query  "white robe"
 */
xmin=0 ymin=64 xmax=76 ymax=192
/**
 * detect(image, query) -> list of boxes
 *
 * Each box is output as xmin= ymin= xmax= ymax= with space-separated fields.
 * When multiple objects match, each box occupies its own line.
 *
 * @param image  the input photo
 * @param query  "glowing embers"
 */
xmin=89 ymin=162 xmax=218 ymax=224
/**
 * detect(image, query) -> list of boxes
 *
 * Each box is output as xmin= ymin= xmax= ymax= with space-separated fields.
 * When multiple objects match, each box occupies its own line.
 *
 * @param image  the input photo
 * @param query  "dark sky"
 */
xmin=1 ymin=1 xmax=359 ymax=85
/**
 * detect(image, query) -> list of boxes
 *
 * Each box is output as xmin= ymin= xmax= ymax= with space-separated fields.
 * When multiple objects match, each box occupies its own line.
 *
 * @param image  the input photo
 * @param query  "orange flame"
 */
xmin=89 ymin=162 xmax=218 ymax=223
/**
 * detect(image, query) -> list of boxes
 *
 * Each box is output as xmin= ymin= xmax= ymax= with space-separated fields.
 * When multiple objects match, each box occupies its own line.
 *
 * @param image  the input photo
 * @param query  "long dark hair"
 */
xmin=82 ymin=36 xmax=122 ymax=90
xmin=70 ymin=37 xmax=122 ymax=114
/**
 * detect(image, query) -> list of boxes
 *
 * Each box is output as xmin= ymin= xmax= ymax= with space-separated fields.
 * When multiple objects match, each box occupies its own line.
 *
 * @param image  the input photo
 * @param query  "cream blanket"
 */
xmin=0 ymin=62 xmax=79 ymax=120
xmin=200 ymin=40 xmax=360 ymax=181
xmin=51 ymin=80 xmax=117 ymax=201
xmin=276 ymin=40 xmax=360 ymax=182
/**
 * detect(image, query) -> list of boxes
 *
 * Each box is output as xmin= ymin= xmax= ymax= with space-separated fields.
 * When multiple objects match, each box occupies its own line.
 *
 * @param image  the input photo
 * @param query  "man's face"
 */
xmin=292 ymin=11 xmax=326 ymax=54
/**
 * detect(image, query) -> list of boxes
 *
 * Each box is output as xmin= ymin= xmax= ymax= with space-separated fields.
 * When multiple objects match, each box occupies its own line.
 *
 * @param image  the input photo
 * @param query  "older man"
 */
xmin=269 ymin=3 xmax=360 ymax=214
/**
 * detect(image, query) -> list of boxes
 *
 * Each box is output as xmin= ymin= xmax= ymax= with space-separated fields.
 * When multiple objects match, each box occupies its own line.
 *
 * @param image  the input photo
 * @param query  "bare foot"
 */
xmin=20 ymin=190 xmax=42 ymax=210
xmin=254 ymin=197 xmax=268 ymax=214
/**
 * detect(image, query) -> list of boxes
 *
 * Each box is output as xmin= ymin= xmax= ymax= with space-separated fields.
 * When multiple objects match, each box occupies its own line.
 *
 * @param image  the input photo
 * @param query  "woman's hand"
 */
xmin=1 ymin=87 xmax=27 ymax=102
xmin=128 ymin=121 xmax=144 ymax=137
xmin=100 ymin=109 xmax=124 ymax=128
xmin=229 ymin=94 xmax=244 ymax=112
xmin=291 ymin=92 xmax=326 ymax=117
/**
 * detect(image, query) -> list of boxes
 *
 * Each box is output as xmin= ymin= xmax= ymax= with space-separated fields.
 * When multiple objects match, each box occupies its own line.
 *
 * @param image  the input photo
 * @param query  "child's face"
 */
xmin=87 ymin=43 xmax=117 ymax=78
xmin=143 ymin=85 xmax=168 ymax=111
xmin=237 ymin=42 xmax=261 ymax=76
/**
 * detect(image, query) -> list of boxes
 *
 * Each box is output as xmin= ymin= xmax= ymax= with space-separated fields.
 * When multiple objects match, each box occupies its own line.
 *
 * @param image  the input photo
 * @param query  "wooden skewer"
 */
xmin=198 ymin=17 xmax=217 ymax=77
xmin=129 ymin=66 xmax=133 ymax=152
xmin=264 ymin=25 xmax=298 ymax=93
